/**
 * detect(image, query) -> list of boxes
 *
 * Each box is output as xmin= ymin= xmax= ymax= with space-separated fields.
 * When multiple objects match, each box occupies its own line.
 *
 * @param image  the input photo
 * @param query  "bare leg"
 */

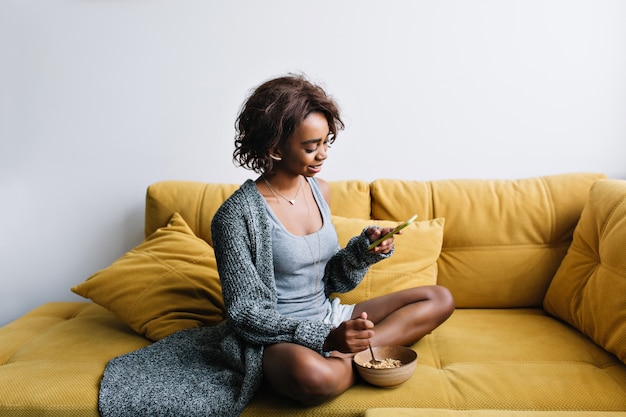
xmin=262 ymin=343 xmax=356 ymax=406
xmin=262 ymin=285 xmax=454 ymax=405
xmin=353 ymin=285 xmax=454 ymax=347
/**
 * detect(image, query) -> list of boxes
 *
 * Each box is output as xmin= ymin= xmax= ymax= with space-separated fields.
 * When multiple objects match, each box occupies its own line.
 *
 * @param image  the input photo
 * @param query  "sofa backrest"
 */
xmin=371 ymin=172 xmax=606 ymax=308
xmin=145 ymin=179 xmax=372 ymax=246
xmin=145 ymin=172 xmax=605 ymax=309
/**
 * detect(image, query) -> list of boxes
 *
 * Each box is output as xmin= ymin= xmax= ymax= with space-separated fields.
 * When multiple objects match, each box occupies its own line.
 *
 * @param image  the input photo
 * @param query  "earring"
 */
xmin=270 ymin=154 xmax=282 ymax=161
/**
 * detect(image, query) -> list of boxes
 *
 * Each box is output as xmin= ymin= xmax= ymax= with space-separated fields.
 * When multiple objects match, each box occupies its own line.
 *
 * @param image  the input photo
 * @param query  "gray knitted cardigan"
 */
xmin=98 ymin=179 xmax=388 ymax=417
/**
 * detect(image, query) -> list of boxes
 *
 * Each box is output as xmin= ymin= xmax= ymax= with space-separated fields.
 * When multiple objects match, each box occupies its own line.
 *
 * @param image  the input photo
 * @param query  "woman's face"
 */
xmin=277 ymin=111 xmax=332 ymax=177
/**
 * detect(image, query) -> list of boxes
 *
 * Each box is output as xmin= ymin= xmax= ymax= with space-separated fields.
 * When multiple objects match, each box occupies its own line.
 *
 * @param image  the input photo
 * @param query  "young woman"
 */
xmin=211 ymin=74 xmax=455 ymax=406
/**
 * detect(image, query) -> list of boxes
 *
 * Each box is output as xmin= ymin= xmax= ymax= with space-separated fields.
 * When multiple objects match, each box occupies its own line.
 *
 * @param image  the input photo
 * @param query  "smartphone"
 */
xmin=368 ymin=214 xmax=418 ymax=250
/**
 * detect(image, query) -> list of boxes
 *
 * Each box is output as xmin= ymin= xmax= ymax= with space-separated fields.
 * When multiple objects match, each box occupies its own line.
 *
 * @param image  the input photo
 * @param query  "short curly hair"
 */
xmin=233 ymin=74 xmax=344 ymax=174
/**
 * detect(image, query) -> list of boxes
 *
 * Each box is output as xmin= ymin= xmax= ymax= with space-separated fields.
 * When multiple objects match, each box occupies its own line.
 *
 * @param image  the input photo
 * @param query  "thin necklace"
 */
xmin=263 ymin=176 xmax=303 ymax=205
xmin=302 ymin=180 xmax=322 ymax=315
xmin=303 ymin=232 xmax=321 ymax=297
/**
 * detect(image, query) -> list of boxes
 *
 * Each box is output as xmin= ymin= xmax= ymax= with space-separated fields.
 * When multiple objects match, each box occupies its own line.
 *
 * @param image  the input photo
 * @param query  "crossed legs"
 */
xmin=262 ymin=285 xmax=455 ymax=405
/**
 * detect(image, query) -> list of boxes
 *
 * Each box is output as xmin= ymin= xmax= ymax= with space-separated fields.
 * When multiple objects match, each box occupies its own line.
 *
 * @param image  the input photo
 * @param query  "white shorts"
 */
xmin=322 ymin=298 xmax=355 ymax=327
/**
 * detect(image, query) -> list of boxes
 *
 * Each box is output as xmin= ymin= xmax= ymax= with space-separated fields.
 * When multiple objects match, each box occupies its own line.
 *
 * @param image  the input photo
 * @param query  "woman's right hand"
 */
xmin=323 ymin=312 xmax=374 ymax=353
xmin=365 ymin=226 xmax=398 ymax=254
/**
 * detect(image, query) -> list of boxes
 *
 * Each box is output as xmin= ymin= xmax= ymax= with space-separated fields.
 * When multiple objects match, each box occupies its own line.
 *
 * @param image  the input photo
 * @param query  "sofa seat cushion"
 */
xmin=0 ymin=302 xmax=149 ymax=417
xmin=2 ymin=304 xmax=625 ymax=416
xmin=365 ymin=409 xmax=626 ymax=417
xmin=242 ymin=308 xmax=626 ymax=416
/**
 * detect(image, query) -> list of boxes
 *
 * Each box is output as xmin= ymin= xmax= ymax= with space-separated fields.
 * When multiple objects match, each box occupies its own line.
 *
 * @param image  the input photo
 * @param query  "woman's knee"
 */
xmin=431 ymin=285 xmax=455 ymax=319
xmin=264 ymin=346 xmax=351 ymax=405
xmin=289 ymin=357 xmax=347 ymax=405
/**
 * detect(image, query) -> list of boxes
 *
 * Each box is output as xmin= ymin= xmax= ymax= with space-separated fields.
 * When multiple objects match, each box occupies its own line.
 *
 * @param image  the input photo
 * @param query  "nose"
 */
xmin=317 ymin=145 xmax=328 ymax=160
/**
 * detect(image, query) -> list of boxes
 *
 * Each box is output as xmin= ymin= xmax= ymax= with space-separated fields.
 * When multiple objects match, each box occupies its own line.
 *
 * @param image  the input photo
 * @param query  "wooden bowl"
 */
xmin=353 ymin=346 xmax=417 ymax=387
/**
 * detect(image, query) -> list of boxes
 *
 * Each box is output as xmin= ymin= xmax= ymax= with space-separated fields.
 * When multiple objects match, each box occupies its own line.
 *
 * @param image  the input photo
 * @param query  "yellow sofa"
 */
xmin=1 ymin=172 xmax=625 ymax=417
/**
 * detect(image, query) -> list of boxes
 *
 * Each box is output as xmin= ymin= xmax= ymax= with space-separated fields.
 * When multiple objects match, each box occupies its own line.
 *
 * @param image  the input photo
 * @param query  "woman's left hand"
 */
xmin=365 ymin=226 xmax=398 ymax=254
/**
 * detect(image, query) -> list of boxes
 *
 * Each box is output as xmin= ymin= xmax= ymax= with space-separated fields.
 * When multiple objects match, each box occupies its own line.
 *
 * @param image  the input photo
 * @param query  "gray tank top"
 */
xmin=264 ymin=177 xmax=339 ymax=321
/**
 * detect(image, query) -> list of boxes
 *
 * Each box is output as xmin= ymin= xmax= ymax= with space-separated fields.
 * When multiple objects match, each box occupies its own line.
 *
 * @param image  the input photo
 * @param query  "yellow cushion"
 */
xmin=72 ymin=213 xmax=225 ymax=341
xmin=145 ymin=181 xmax=240 ymax=246
xmin=0 ymin=302 xmax=150 ymax=416
xmin=370 ymin=173 xmax=606 ymax=308
xmin=330 ymin=216 xmax=445 ymax=304
xmin=144 ymin=180 xmax=371 ymax=246
xmin=244 ymin=309 xmax=626 ymax=414
xmin=328 ymin=180 xmax=371 ymax=219
xmin=365 ymin=409 xmax=626 ymax=417
xmin=544 ymin=179 xmax=626 ymax=363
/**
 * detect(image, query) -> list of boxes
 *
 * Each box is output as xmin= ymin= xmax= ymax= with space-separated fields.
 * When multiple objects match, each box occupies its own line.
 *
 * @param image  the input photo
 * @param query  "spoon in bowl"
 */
xmin=368 ymin=343 xmax=381 ymax=366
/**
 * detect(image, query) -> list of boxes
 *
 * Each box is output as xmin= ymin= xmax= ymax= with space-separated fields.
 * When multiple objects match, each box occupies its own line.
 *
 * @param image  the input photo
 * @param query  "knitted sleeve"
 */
xmin=323 ymin=228 xmax=392 ymax=295
xmin=211 ymin=181 xmax=334 ymax=354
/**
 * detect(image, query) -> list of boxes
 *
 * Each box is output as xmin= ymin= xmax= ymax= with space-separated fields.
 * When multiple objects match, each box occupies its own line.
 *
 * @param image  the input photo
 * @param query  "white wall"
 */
xmin=1 ymin=0 xmax=625 ymax=325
